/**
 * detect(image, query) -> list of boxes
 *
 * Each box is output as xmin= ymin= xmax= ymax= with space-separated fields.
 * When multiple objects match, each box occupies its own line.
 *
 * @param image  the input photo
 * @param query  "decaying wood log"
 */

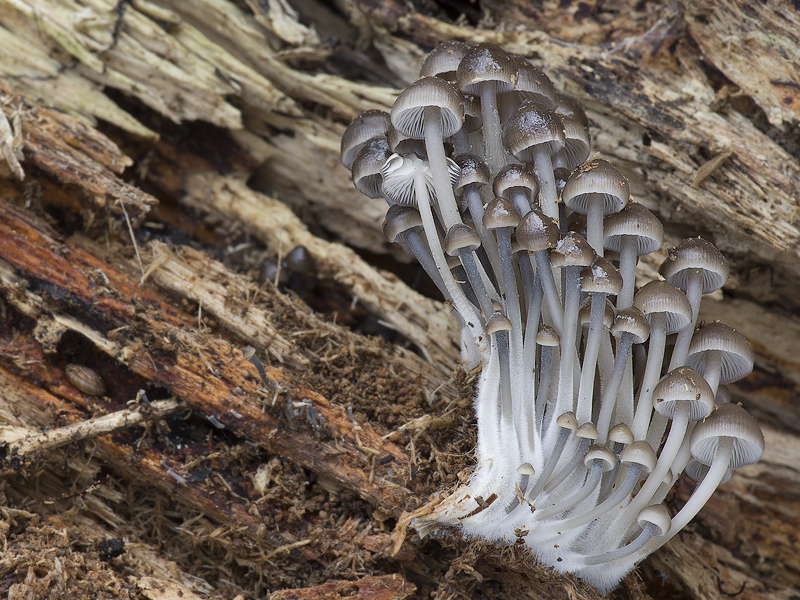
xmin=1 ymin=0 xmax=799 ymax=599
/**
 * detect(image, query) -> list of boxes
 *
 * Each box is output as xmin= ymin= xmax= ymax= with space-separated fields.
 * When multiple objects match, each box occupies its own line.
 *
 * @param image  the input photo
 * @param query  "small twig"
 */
xmin=118 ymin=198 xmax=145 ymax=279
xmin=6 ymin=399 xmax=180 ymax=457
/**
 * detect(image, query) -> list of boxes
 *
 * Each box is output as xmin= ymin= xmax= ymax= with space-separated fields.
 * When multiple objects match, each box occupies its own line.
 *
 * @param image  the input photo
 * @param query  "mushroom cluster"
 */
xmin=341 ymin=42 xmax=763 ymax=593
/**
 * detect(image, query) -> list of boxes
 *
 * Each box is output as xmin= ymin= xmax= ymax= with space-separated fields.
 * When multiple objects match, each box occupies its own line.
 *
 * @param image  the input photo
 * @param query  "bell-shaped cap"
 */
xmin=659 ymin=237 xmax=729 ymax=293
xmin=620 ymin=440 xmax=658 ymax=472
xmin=536 ymin=324 xmax=560 ymax=347
xmin=492 ymin=163 xmax=539 ymax=205
xmin=512 ymin=55 xmax=557 ymax=108
xmin=285 ymin=245 xmax=314 ymax=275
xmin=579 ymin=297 xmax=615 ymax=329
xmin=454 ymin=154 xmax=490 ymax=191
xmin=445 ymin=223 xmax=481 ymax=256
xmin=383 ymin=205 xmax=423 ymax=243
xmin=652 ymin=367 xmax=715 ymax=421
xmin=637 ymin=504 xmax=671 ymax=536
xmin=551 ymin=232 xmax=594 ymax=268
xmin=608 ymin=422 xmax=634 ymax=446
xmin=483 ymin=197 xmax=521 ymax=229
xmin=503 ymin=100 xmax=566 ymax=161
xmin=557 ymin=411 xmax=579 ymax=430
xmin=584 ymin=444 xmax=617 ymax=471
xmin=420 ymin=40 xmax=471 ymax=81
xmin=516 ymin=208 xmax=559 ymax=251
xmin=687 ymin=322 xmax=754 ymax=384
xmin=581 ymin=256 xmax=623 ymax=295
xmin=391 ymin=77 xmax=465 ymax=139
xmin=352 ymin=137 xmax=392 ymax=198
xmin=341 ymin=109 xmax=390 ymax=170
xmin=456 ymin=42 xmax=518 ymax=95
xmin=690 ymin=403 xmax=764 ymax=469
xmin=554 ymin=93 xmax=591 ymax=169
xmin=486 ymin=312 xmax=513 ymax=334
xmin=611 ymin=306 xmax=650 ymax=344
xmin=576 ymin=422 xmax=599 ymax=439
xmin=603 ymin=202 xmax=664 ymax=256
xmin=633 ymin=280 xmax=693 ymax=334
xmin=562 ymin=159 xmax=630 ymax=216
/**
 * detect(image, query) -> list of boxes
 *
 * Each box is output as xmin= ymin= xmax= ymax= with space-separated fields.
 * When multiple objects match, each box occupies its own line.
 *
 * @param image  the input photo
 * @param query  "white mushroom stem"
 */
xmin=423 ymin=106 xmax=463 ymax=229
xmin=530 ymin=146 xmax=559 ymax=221
xmin=495 ymin=227 xmax=525 ymax=408
xmin=669 ymin=268 xmax=704 ymax=369
xmin=459 ymin=250 xmax=495 ymax=319
xmin=400 ymin=231 xmax=447 ymax=294
xmin=632 ymin=313 xmax=667 ymax=440
xmin=533 ymin=249 xmax=564 ymax=334
xmin=555 ymin=266 xmax=580 ymax=419
xmin=535 ymin=460 xmax=604 ymax=520
xmin=586 ymin=196 xmax=605 ymax=258
xmin=576 ymin=293 xmax=607 ymax=422
xmin=479 ymin=81 xmax=507 ymax=175
xmin=629 ymin=437 xmax=734 ymax=561
xmin=596 ymin=333 xmax=636 ymax=443
xmin=527 ymin=426 xmax=572 ymax=502
xmin=543 ymin=437 xmax=591 ymax=494
xmin=412 ymin=159 xmax=485 ymax=350
xmin=617 ymin=236 xmax=638 ymax=308
xmin=578 ymin=520 xmax=664 ymax=566
xmin=701 ymin=350 xmax=723 ymax=396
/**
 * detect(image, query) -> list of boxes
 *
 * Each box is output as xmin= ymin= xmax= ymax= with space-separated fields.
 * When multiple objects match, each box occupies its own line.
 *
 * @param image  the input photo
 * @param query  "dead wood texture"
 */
xmin=0 ymin=1 xmax=799 ymax=600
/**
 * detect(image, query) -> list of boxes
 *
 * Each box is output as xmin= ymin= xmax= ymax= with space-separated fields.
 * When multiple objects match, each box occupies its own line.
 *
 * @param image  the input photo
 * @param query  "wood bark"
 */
xmin=0 ymin=1 xmax=799 ymax=599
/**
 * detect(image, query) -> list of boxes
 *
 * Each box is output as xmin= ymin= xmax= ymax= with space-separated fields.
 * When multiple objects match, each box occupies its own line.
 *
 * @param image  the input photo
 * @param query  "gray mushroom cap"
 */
xmin=445 ymin=223 xmax=481 ymax=256
xmin=516 ymin=208 xmax=559 ymax=251
xmin=391 ymin=76 xmax=465 ymax=139
xmin=651 ymin=366 xmax=715 ymax=421
xmin=341 ymin=109 xmax=391 ymax=170
xmin=562 ymin=159 xmax=630 ymax=216
xmin=690 ymin=403 xmax=764 ymax=469
xmin=686 ymin=322 xmax=754 ymax=384
xmin=420 ymin=40 xmax=471 ymax=81
xmin=633 ymin=280 xmax=693 ymax=334
xmin=659 ymin=237 xmax=729 ymax=294
xmin=456 ymin=42 xmax=518 ymax=95
xmin=603 ymin=202 xmax=664 ymax=256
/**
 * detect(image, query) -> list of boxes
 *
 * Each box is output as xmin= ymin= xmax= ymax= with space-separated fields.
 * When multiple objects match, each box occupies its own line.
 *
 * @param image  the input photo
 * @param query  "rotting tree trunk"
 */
xmin=0 ymin=1 xmax=799 ymax=599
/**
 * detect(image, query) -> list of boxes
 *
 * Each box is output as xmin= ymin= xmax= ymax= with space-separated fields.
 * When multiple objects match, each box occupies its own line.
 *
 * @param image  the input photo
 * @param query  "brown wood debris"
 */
xmin=270 ymin=574 xmax=416 ymax=600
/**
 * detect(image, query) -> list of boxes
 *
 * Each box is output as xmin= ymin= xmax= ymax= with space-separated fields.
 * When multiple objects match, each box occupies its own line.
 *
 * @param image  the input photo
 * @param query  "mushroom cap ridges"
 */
xmin=483 ymin=197 xmax=521 ymax=229
xmin=517 ymin=208 xmax=559 ymax=251
xmin=511 ymin=55 xmax=557 ymax=109
xmin=633 ymin=280 xmax=692 ymax=334
xmin=420 ymin=40 xmax=471 ymax=81
xmin=608 ymin=422 xmax=634 ymax=445
xmin=581 ymin=256 xmax=623 ymax=295
xmin=659 ymin=237 xmax=729 ymax=293
xmin=687 ymin=322 xmax=754 ymax=384
xmin=551 ymin=232 xmax=594 ymax=268
xmin=456 ymin=42 xmax=518 ymax=94
xmin=651 ymin=367 xmax=715 ymax=421
xmin=391 ymin=77 xmax=465 ymax=139
xmin=562 ymin=159 xmax=630 ymax=215
xmin=503 ymin=100 xmax=566 ymax=160
xmin=380 ymin=153 xmax=460 ymax=206
xmin=603 ymin=202 xmax=664 ymax=255
xmin=445 ymin=223 xmax=481 ymax=255
xmin=492 ymin=163 xmax=539 ymax=202
xmin=383 ymin=205 xmax=422 ymax=243
xmin=584 ymin=444 xmax=617 ymax=471
xmin=611 ymin=307 xmax=650 ymax=344
xmin=486 ymin=312 xmax=513 ymax=334
xmin=554 ymin=93 xmax=591 ymax=168
xmin=341 ymin=109 xmax=391 ymax=169
xmin=690 ymin=403 xmax=764 ymax=469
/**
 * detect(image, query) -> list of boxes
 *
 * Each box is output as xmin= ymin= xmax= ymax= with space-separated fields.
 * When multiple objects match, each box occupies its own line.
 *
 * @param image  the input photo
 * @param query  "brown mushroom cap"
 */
xmin=651 ymin=367 xmax=715 ymax=421
xmin=633 ymin=280 xmax=693 ymax=334
xmin=456 ymin=42 xmax=518 ymax=95
xmin=341 ymin=109 xmax=391 ymax=170
xmin=420 ymin=40 xmax=472 ymax=81
xmin=611 ymin=306 xmax=650 ymax=344
xmin=391 ymin=76 xmax=465 ymax=139
xmin=551 ymin=232 xmax=594 ymax=268
xmin=492 ymin=163 xmax=539 ymax=205
xmin=516 ymin=208 xmax=559 ymax=251
xmin=454 ymin=154 xmax=490 ymax=191
xmin=351 ymin=137 xmax=392 ymax=198
xmin=503 ymin=100 xmax=566 ymax=161
xmin=383 ymin=205 xmax=423 ymax=243
xmin=581 ymin=256 xmax=623 ymax=295
xmin=562 ymin=159 xmax=630 ymax=216
xmin=483 ymin=197 xmax=521 ymax=229
xmin=444 ymin=223 xmax=481 ymax=256
xmin=659 ymin=237 xmax=729 ymax=294
xmin=603 ymin=202 xmax=664 ymax=256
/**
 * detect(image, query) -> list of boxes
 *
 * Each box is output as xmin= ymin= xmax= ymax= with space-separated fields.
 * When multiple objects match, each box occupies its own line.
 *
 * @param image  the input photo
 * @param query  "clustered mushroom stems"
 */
xmin=341 ymin=41 xmax=763 ymax=594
